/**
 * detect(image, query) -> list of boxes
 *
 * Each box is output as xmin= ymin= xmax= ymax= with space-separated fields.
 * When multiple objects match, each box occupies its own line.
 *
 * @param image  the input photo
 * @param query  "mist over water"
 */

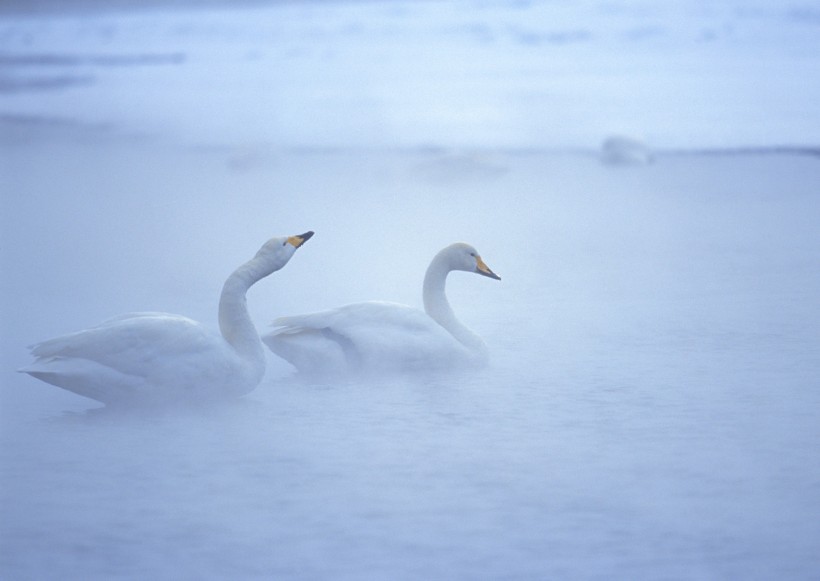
xmin=2 ymin=1 xmax=820 ymax=579
xmin=2 ymin=0 xmax=819 ymax=150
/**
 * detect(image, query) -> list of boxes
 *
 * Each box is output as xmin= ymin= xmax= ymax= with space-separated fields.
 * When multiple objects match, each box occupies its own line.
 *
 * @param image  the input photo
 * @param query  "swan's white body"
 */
xmin=263 ymin=242 xmax=500 ymax=376
xmin=20 ymin=232 xmax=313 ymax=406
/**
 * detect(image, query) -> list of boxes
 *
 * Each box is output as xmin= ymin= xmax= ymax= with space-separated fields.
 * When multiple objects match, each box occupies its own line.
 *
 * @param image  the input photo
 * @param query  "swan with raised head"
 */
xmin=20 ymin=231 xmax=314 ymax=406
xmin=263 ymin=242 xmax=500 ymax=376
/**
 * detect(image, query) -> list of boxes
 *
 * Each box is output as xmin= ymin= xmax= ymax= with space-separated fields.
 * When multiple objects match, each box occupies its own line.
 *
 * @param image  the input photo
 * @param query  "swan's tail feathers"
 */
xmin=26 ymin=329 xmax=109 ymax=360
xmin=263 ymin=327 xmax=352 ymax=374
xmin=27 ymin=334 xmax=85 ymax=358
xmin=19 ymin=357 xmax=145 ymax=405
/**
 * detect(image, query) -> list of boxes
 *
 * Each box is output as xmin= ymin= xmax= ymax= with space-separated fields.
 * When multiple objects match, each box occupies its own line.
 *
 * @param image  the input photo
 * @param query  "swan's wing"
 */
xmin=273 ymin=301 xmax=426 ymax=329
xmin=25 ymin=312 xmax=218 ymax=376
xmin=265 ymin=301 xmax=468 ymax=373
xmin=21 ymin=312 xmax=232 ymax=403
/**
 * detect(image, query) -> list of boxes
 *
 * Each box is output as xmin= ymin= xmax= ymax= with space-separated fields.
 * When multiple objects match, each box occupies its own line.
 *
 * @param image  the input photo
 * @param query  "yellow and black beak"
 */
xmin=475 ymin=255 xmax=501 ymax=280
xmin=287 ymin=231 xmax=314 ymax=248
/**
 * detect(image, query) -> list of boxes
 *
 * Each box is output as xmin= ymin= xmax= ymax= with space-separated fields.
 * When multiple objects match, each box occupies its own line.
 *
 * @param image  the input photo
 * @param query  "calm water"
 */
xmin=2 ymin=143 xmax=819 ymax=579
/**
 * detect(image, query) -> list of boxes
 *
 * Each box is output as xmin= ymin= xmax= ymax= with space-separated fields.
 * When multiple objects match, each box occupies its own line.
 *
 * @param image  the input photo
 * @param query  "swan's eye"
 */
xmin=282 ymin=241 xmax=288 ymax=246
xmin=470 ymin=252 xmax=476 ymax=257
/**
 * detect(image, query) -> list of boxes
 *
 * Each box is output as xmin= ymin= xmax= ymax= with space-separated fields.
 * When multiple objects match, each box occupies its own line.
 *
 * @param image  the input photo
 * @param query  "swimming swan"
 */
xmin=263 ymin=242 xmax=500 ymax=376
xmin=20 ymin=232 xmax=314 ymax=405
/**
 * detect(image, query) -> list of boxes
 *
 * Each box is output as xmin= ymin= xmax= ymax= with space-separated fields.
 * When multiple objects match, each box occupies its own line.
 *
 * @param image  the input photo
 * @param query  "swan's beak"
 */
xmin=475 ymin=256 xmax=501 ymax=280
xmin=287 ymin=231 xmax=314 ymax=248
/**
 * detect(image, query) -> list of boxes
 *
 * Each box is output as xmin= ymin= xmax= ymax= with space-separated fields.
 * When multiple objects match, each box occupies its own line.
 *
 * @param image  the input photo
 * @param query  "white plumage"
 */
xmin=20 ymin=232 xmax=313 ymax=406
xmin=264 ymin=242 xmax=500 ymax=376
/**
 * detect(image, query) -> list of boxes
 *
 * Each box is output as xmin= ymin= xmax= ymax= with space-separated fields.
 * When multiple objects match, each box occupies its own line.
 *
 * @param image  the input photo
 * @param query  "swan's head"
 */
xmin=255 ymin=231 xmax=314 ymax=266
xmin=446 ymin=242 xmax=501 ymax=280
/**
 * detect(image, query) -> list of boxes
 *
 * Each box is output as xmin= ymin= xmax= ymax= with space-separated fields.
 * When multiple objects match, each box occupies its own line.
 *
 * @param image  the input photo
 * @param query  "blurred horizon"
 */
xmin=2 ymin=0 xmax=819 ymax=151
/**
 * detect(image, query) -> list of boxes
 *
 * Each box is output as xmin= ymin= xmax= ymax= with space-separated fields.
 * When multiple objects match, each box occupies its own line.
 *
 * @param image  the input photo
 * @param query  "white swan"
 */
xmin=263 ymin=242 xmax=500 ymax=376
xmin=19 ymin=232 xmax=314 ymax=406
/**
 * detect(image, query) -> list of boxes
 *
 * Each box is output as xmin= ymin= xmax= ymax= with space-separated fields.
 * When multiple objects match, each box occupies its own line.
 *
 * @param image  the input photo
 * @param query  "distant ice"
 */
xmin=1 ymin=0 xmax=819 ymax=150
xmin=600 ymin=135 xmax=654 ymax=165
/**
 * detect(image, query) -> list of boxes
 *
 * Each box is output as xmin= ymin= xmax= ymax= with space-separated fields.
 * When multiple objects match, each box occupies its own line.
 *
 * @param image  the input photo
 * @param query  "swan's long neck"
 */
xmin=218 ymin=254 xmax=274 ymax=365
xmin=422 ymin=251 xmax=487 ymax=357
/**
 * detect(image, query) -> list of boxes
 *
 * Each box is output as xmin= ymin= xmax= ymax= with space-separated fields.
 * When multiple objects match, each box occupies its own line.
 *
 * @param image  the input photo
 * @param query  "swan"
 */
xmin=19 ymin=231 xmax=314 ymax=406
xmin=263 ymin=242 xmax=500 ymax=376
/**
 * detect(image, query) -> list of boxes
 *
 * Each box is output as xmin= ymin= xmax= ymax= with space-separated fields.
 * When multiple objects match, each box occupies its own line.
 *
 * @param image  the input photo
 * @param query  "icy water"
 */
xmin=2 ymin=0 xmax=820 ymax=579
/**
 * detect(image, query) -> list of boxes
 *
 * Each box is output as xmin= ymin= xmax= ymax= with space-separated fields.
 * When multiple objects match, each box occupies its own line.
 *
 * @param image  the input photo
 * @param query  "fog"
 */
xmin=2 ymin=1 xmax=820 ymax=579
